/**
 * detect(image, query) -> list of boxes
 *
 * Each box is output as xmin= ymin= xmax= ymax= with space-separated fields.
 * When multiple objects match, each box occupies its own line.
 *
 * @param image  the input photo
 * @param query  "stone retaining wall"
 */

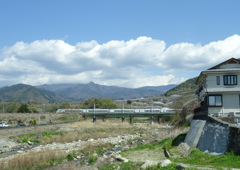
xmin=185 ymin=117 xmax=240 ymax=155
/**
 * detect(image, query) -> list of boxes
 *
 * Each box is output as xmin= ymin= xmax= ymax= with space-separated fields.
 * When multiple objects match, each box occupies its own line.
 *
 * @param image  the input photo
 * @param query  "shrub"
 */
xmin=88 ymin=154 xmax=98 ymax=165
xmin=40 ymin=115 xmax=46 ymax=119
xmin=66 ymin=153 xmax=75 ymax=161
xmin=22 ymin=137 xmax=30 ymax=143
xmin=33 ymin=119 xmax=37 ymax=125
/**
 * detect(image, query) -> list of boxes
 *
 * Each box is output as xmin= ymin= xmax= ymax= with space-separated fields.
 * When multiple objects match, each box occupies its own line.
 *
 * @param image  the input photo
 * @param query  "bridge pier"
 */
xmin=121 ymin=117 xmax=125 ymax=122
xmin=102 ymin=117 xmax=105 ymax=122
xmin=149 ymin=116 xmax=154 ymax=125
xmin=130 ymin=116 xmax=134 ymax=124
xmin=157 ymin=116 xmax=161 ymax=124
xmin=93 ymin=116 xmax=96 ymax=123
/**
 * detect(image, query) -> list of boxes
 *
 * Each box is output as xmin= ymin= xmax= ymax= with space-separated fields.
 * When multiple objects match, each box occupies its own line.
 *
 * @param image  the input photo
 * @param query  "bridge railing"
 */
xmin=56 ymin=108 xmax=179 ymax=114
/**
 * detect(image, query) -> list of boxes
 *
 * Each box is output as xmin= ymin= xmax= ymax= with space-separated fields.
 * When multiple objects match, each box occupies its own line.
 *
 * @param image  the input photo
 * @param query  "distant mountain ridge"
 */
xmin=37 ymin=82 xmax=177 ymax=101
xmin=0 ymin=82 xmax=178 ymax=103
xmin=0 ymin=84 xmax=73 ymax=103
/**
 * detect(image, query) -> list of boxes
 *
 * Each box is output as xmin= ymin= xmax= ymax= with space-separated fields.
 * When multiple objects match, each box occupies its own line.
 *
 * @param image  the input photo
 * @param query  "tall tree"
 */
xmin=17 ymin=104 xmax=31 ymax=113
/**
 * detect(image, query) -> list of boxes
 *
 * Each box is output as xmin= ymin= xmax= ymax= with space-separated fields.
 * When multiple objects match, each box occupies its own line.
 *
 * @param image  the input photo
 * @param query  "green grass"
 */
xmin=121 ymin=134 xmax=240 ymax=170
xmin=99 ymin=161 xmax=143 ymax=170
xmin=124 ymin=137 xmax=174 ymax=152
xmin=16 ymin=133 xmax=40 ymax=143
xmin=18 ymin=133 xmax=37 ymax=138
xmin=99 ymin=161 xmax=181 ymax=170
xmin=175 ymin=149 xmax=240 ymax=169
xmin=10 ymin=128 xmax=66 ymax=144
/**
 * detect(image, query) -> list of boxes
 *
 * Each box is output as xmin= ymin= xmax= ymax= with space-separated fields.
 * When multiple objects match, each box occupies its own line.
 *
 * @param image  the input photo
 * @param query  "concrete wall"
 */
xmin=197 ymin=121 xmax=230 ymax=153
xmin=185 ymin=117 xmax=240 ymax=155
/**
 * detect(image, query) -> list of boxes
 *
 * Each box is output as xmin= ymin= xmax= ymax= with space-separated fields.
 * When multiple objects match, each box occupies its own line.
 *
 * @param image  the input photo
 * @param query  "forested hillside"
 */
xmin=165 ymin=77 xmax=198 ymax=96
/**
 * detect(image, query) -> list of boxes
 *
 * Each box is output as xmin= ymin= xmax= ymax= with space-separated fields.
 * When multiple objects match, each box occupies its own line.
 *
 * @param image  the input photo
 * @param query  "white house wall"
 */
xmin=208 ymin=94 xmax=240 ymax=116
xmin=219 ymin=63 xmax=240 ymax=69
xmin=222 ymin=94 xmax=240 ymax=113
xmin=207 ymin=73 xmax=240 ymax=91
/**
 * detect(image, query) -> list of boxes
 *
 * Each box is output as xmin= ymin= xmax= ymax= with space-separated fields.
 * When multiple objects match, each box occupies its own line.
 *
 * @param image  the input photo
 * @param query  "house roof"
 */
xmin=208 ymin=58 xmax=240 ymax=70
xmin=195 ymin=58 xmax=240 ymax=85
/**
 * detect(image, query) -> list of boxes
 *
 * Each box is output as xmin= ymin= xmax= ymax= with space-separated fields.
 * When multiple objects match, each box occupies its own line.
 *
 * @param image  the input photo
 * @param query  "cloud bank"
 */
xmin=1 ymin=35 xmax=240 ymax=88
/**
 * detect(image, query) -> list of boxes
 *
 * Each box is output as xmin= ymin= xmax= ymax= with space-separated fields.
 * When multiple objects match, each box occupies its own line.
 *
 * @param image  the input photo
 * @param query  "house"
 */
xmin=195 ymin=58 xmax=240 ymax=117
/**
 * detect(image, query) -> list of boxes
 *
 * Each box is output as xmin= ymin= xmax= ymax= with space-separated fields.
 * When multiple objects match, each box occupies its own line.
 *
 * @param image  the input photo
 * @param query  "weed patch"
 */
xmin=88 ymin=153 xmax=98 ymax=165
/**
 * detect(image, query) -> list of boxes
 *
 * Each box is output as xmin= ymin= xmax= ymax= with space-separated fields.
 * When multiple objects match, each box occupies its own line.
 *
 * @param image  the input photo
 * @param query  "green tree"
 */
xmin=101 ymin=98 xmax=118 ymax=109
xmin=59 ymin=102 xmax=71 ymax=109
xmin=6 ymin=100 xmax=20 ymax=113
xmin=81 ymin=98 xmax=118 ymax=109
xmin=17 ymin=104 xmax=31 ymax=113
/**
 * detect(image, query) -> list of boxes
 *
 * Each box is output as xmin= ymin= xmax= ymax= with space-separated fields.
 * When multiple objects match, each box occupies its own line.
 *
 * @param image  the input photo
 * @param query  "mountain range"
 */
xmin=0 ymin=82 xmax=177 ymax=103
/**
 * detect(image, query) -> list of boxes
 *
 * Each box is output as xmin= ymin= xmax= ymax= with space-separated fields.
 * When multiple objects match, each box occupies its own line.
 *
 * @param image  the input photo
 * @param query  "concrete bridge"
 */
xmin=56 ymin=108 xmax=178 ymax=123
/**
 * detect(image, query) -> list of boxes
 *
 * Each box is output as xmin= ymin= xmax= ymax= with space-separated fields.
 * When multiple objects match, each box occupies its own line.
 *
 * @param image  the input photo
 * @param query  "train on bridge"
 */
xmin=56 ymin=108 xmax=178 ymax=114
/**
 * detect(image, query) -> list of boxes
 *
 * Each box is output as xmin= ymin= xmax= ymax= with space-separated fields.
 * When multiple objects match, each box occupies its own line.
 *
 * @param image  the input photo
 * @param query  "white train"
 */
xmin=56 ymin=108 xmax=177 ymax=114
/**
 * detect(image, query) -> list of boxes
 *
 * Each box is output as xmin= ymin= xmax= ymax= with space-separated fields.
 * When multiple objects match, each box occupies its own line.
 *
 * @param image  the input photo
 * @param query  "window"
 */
xmin=208 ymin=95 xmax=222 ymax=106
xmin=216 ymin=76 xmax=220 ymax=85
xmin=223 ymin=75 xmax=237 ymax=85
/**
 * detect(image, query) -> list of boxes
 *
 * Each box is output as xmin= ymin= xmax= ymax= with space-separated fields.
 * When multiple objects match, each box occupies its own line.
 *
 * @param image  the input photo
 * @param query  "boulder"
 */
xmin=176 ymin=163 xmax=186 ymax=169
xmin=113 ymin=154 xmax=128 ymax=162
xmin=28 ymin=141 xmax=33 ymax=145
xmin=161 ymin=159 xmax=171 ymax=167
xmin=141 ymin=160 xmax=158 ymax=169
xmin=178 ymin=142 xmax=190 ymax=157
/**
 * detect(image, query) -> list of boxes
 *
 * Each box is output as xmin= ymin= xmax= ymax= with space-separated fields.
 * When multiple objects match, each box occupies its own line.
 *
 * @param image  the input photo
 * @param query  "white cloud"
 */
xmin=1 ymin=35 xmax=240 ymax=88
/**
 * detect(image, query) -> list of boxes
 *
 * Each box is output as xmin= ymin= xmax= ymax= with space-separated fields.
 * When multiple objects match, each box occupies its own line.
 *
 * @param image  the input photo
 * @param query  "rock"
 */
xmin=113 ymin=154 xmax=128 ymax=162
xmin=141 ymin=160 xmax=158 ymax=169
xmin=130 ymin=141 xmax=135 ymax=145
xmin=178 ymin=143 xmax=190 ymax=157
xmin=109 ymin=157 xmax=115 ymax=163
xmin=101 ymin=154 xmax=107 ymax=158
xmin=161 ymin=159 xmax=171 ymax=167
xmin=163 ymin=148 xmax=171 ymax=158
xmin=112 ymin=146 xmax=123 ymax=153
xmin=137 ymin=140 xmax=144 ymax=145
xmin=28 ymin=141 xmax=33 ymax=145
xmin=176 ymin=163 xmax=186 ymax=169
xmin=123 ymin=145 xmax=129 ymax=150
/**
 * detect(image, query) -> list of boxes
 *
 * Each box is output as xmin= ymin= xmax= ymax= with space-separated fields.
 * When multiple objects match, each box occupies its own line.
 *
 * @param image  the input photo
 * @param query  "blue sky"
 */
xmin=1 ymin=0 xmax=240 ymax=88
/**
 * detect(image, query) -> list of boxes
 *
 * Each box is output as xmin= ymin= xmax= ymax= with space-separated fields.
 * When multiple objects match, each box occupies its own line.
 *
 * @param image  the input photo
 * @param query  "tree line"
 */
xmin=0 ymin=98 xmax=118 ymax=113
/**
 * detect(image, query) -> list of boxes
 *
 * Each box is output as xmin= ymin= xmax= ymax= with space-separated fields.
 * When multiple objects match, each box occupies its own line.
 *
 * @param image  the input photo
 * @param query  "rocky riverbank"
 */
xmin=0 ymin=121 xmax=187 ymax=169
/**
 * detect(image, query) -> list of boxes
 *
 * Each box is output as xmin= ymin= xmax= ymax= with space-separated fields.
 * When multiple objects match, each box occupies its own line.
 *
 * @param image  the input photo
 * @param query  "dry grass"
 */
xmin=0 ymin=149 xmax=67 ymax=170
xmin=41 ymin=121 xmax=135 ymax=144
xmin=0 ymin=118 xmax=188 ymax=170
